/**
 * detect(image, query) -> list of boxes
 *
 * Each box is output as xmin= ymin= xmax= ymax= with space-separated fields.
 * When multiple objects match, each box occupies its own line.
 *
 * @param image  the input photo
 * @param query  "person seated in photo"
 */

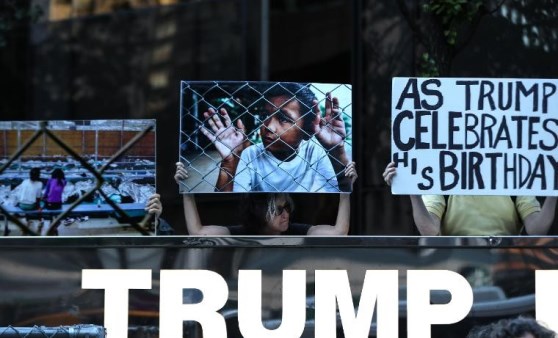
xmin=383 ymin=162 xmax=557 ymax=236
xmin=43 ymin=168 xmax=67 ymax=210
xmin=175 ymin=161 xmax=357 ymax=235
xmin=466 ymin=316 xmax=556 ymax=338
xmin=199 ymin=83 xmax=351 ymax=192
xmin=17 ymin=168 xmax=43 ymax=211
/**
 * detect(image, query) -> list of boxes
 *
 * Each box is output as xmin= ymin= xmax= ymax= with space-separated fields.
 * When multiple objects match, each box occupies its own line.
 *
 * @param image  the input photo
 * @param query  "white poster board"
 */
xmin=391 ymin=77 xmax=558 ymax=196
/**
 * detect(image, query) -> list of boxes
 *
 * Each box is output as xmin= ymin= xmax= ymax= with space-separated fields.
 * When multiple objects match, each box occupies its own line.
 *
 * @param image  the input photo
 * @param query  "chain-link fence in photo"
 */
xmin=0 ymin=120 xmax=156 ymax=236
xmin=179 ymin=81 xmax=352 ymax=193
xmin=0 ymin=325 xmax=105 ymax=338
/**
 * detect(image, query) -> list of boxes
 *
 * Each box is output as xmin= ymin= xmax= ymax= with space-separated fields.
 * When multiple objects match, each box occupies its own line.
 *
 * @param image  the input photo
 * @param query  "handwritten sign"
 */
xmin=391 ymin=78 xmax=558 ymax=196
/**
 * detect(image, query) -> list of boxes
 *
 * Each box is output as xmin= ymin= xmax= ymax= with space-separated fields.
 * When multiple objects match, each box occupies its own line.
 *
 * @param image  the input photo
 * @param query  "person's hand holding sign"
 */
xmin=383 ymin=161 xmax=441 ymax=236
xmin=200 ymin=108 xmax=249 ymax=191
xmin=313 ymin=92 xmax=351 ymax=191
xmin=144 ymin=193 xmax=162 ymax=233
xmin=383 ymin=162 xmax=397 ymax=186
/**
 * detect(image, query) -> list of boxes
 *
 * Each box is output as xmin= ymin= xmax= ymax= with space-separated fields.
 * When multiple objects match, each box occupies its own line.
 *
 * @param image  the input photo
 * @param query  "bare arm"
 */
xmin=328 ymin=148 xmax=351 ymax=192
xmin=307 ymin=193 xmax=350 ymax=235
xmin=409 ymin=195 xmax=441 ymax=236
xmin=182 ymin=194 xmax=230 ymax=235
xmin=313 ymin=93 xmax=351 ymax=191
xmin=384 ymin=162 xmax=441 ymax=235
xmin=215 ymin=158 xmax=239 ymax=192
xmin=175 ymin=162 xmax=230 ymax=235
xmin=307 ymin=162 xmax=356 ymax=235
xmin=523 ymin=197 xmax=557 ymax=235
xmin=199 ymin=108 xmax=248 ymax=192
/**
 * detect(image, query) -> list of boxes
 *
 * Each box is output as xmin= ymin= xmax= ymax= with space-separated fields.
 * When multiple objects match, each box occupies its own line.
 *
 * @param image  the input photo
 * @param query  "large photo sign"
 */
xmin=0 ymin=120 xmax=157 ymax=236
xmin=391 ymin=78 xmax=558 ymax=195
xmin=179 ymin=81 xmax=353 ymax=193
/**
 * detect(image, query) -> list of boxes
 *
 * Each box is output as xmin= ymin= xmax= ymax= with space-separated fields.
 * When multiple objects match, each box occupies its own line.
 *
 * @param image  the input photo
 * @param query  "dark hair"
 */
xmin=262 ymin=82 xmax=317 ymax=140
xmin=51 ymin=168 xmax=65 ymax=186
xmin=29 ymin=168 xmax=41 ymax=181
xmin=467 ymin=316 xmax=556 ymax=338
xmin=240 ymin=193 xmax=294 ymax=234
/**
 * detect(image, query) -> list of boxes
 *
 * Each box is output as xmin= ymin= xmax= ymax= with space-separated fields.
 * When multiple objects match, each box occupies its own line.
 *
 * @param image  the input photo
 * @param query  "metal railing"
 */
xmin=0 ymin=325 xmax=105 ymax=338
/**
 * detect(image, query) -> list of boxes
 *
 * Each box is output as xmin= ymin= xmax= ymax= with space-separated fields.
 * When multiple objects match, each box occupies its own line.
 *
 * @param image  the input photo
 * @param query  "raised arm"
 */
xmin=409 ymin=195 xmax=441 ymax=236
xmin=307 ymin=162 xmax=356 ymax=235
xmin=384 ymin=162 xmax=441 ymax=236
xmin=175 ymin=162 xmax=230 ymax=235
xmin=312 ymin=93 xmax=351 ymax=191
xmin=523 ymin=197 xmax=557 ymax=235
xmin=181 ymin=194 xmax=230 ymax=235
xmin=199 ymin=108 xmax=249 ymax=191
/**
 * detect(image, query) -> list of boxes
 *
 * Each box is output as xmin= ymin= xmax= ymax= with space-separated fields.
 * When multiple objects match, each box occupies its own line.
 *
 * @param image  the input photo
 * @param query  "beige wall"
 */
xmin=48 ymin=0 xmax=179 ymax=21
xmin=0 ymin=130 xmax=155 ymax=158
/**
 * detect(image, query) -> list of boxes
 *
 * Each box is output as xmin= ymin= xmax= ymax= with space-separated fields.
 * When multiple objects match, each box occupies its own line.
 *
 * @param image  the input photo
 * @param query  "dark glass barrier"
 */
xmin=0 ymin=237 xmax=556 ymax=337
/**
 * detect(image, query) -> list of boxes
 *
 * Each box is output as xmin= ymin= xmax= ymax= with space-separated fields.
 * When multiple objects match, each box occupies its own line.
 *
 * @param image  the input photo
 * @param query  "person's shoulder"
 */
xmin=228 ymin=225 xmax=257 ymax=235
xmin=301 ymin=139 xmax=316 ymax=150
xmin=422 ymin=195 xmax=446 ymax=205
xmin=516 ymin=195 xmax=538 ymax=202
xmin=243 ymin=143 xmax=264 ymax=157
xmin=300 ymin=138 xmax=327 ymax=156
xmin=285 ymin=223 xmax=312 ymax=235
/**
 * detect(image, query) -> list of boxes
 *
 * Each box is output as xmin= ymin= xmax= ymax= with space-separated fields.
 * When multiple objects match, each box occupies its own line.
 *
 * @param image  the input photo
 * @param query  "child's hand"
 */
xmin=313 ymin=92 xmax=346 ymax=151
xmin=175 ymin=162 xmax=189 ymax=184
xmin=199 ymin=108 xmax=248 ymax=162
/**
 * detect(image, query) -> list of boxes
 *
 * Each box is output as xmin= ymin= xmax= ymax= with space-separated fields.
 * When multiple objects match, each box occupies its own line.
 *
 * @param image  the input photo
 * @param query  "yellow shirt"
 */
xmin=422 ymin=195 xmax=541 ymax=236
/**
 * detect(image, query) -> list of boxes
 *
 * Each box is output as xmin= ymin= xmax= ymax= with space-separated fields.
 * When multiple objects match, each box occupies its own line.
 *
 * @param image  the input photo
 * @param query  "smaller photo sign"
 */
xmin=0 ymin=120 xmax=157 ymax=236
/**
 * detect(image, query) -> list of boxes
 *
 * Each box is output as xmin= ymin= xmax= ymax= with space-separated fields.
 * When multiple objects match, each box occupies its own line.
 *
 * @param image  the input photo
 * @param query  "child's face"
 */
xmin=260 ymin=95 xmax=306 ymax=155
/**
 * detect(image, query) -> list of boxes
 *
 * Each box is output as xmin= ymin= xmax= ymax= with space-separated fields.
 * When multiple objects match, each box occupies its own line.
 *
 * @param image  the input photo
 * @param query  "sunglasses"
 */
xmin=274 ymin=202 xmax=292 ymax=216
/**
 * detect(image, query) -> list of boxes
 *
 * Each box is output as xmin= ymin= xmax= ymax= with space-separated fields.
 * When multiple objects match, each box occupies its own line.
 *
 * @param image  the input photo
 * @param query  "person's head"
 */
xmin=29 ymin=168 xmax=41 ymax=182
xmin=51 ymin=168 xmax=65 ymax=182
xmin=259 ymin=83 xmax=317 ymax=156
xmin=111 ymin=177 xmax=122 ymax=189
xmin=467 ymin=316 xmax=556 ymax=338
xmin=241 ymin=193 xmax=294 ymax=235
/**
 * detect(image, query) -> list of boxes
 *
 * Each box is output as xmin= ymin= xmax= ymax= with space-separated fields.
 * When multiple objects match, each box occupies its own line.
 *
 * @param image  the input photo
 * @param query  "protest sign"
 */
xmin=0 ymin=120 xmax=156 ymax=235
xmin=178 ymin=81 xmax=352 ymax=193
xmin=391 ymin=78 xmax=558 ymax=195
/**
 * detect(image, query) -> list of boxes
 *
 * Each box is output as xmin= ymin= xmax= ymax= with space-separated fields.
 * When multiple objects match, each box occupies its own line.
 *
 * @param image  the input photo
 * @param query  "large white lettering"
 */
xmin=238 ymin=270 xmax=306 ymax=337
xmin=315 ymin=270 xmax=399 ymax=338
xmin=407 ymin=270 xmax=473 ymax=338
xmin=159 ymin=270 xmax=228 ymax=338
xmin=83 ymin=268 xmax=558 ymax=338
xmin=536 ymin=270 xmax=558 ymax=332
xmin=81 ymin=269 xmax=152 ymax=338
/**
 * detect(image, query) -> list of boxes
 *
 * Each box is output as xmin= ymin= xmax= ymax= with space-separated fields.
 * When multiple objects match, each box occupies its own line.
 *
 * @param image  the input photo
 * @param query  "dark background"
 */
xmin=1 ymin=0 xmax=558 ymax=235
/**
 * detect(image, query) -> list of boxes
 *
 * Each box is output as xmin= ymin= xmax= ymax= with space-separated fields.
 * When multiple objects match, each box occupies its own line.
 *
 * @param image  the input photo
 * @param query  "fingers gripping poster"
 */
xmin=178 ymin=81 xmax=353 ymax=193
xmin=391 ymin=78 xmax=558 ymax=196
